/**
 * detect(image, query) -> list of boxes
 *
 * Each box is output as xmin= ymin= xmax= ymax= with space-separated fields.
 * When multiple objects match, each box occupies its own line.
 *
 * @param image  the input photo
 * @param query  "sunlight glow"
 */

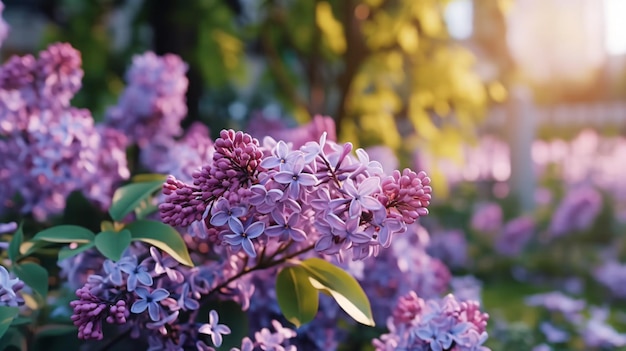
xmin=445 ymin=0 xmax=473 ymax=40
xmin=604 ymin=0 xmax=626 ymax=55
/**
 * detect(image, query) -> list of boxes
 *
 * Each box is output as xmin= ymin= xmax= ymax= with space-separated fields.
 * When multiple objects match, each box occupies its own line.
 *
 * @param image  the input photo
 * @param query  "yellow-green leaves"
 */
xmin=316 ymin=2 xmax=346 ymax=55
xmin=276 ymin=265 xmax=319 ymax=327
xmin=300 ymin=258 xmax=375 ymax=326
xmin=276 ymin=258 xmax=374 ymax=328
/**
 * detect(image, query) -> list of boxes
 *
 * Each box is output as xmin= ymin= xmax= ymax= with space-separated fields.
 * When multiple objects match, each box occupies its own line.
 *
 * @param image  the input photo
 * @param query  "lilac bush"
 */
xmin=0 ymin=43 xmax=129 ymax=219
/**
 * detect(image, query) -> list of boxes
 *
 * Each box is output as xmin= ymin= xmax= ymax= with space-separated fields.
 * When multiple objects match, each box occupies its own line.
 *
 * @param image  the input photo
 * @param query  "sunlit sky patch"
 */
xmin=604 ymin=0 xmax=626 ymax=55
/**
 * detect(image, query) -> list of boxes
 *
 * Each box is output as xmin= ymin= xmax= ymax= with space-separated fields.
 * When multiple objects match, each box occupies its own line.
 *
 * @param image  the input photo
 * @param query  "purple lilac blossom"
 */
xmin=427 ymin=229 xmax=469 ymax=268
xmin=0 ymin=222 xmax=17 ymax=234
xmin=470 ymin=202 xmax=503 ymax=233
xmin=349 ymin=223 xmax=451 ymax=325
xmin=68 ymin=127 xmax=434 ymax=349
xmin=594 ymin=260 xmax=626 ymax=299
xmin=548 ymin=185 xmax=602 ymax=237
xmin=580 ymin=306 xmax=626 ymax=348
xmin=0 ymin=43 xmax=129 ymax=219
xmin=159 ymin=129 xmax=432 ymax=261
xmin=247 ymin=113 xmax=337 ymax=150
xmin=104 ymin=51 xmax=188 ymax=147
xmin=450 ymin=276 xmax=483 ymax=304
xmin=140 ymin=122 xmax=214 ymax=182
xmin=524 ymin=291 xmax=586 ymax=318
xmin=494 ymin=215 xmax=535 ymax=256
xmin=372 ymin=292 xmax=490 ymax=351
xmin=198 ymin=310 xmax=232 ymax=348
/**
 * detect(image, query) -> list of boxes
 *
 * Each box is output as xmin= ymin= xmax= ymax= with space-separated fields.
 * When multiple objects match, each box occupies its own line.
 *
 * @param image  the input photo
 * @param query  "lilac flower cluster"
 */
xmin=160 ymin=129 xmax=432 ymax=261
xmin=494 ymin=216 xmax=535 ymax=257
xmin=523 ymin=291 xmax=626 ymax=349
xmin=104 ymin=52 xmax=188 ymax=148
xmin=0 ymin=43 xmax=129 ymax=219
xmin=594 ymin=260 xmax=626 ymax=299
xmin=359 ymin=224 xmax=451 ymax=325
xmin=373 ymin=292 xmax=490 ymax=351
xmin=69 ymin=245 xmax=196 ymax=344
xmin=548 ymin=186 xmax=602 ymax=238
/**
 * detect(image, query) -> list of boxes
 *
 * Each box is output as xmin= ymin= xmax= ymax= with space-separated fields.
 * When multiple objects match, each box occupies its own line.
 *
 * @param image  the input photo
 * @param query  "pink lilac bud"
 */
xmin=70 ymin=285 xmax=128 ymax=340
xmin=159 ymin=175 xmax=205 ymax=227
xmin=380 ymin=169 xmax=432 ymax=224
xmin=392 ymin=291 xmax=424 ymax=324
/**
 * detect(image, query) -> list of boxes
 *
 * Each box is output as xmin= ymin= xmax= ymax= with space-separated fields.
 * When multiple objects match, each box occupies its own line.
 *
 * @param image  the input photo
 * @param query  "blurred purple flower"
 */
xmin=549 ymin=186 xmax=602 ymax=237
xmin=470 ymin=202 xmax=503 ymax=233
xmin=105 ymin=52 xmax=188 ymax=147
xmin=495 ymin=216 xmax=535 ymax=256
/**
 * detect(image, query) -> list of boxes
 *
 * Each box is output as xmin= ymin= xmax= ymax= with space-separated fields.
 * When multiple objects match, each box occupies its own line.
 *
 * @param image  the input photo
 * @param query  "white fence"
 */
xmin=484 ymin=87 xmax=626 ymax=211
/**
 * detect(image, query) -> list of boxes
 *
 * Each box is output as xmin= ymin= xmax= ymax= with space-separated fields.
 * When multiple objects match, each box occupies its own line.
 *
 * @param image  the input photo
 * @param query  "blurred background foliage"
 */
xmin=2 ymin=0 xmax=509 ymax=199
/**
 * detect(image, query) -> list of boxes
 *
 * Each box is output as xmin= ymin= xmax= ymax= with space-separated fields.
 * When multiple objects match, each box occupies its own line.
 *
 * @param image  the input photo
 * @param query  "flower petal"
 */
xmin=241 ymin=238 xmax=257 ymax=257
xmin=131 ymin=300 xmax=148 ymax=314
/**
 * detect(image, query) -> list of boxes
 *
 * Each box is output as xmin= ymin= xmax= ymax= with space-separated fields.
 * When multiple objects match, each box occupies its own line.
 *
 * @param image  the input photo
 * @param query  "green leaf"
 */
xmin=13 ymin=263 xmax=48 ymax=299
xmin=125 ymin=220 xmax=193 ymax=267
xmin=300 ymin=258 xmax=374 ymax=326
xmin=276 ymin=265 xmax=319 ymax=327
xmin=8 ymin=224 xmax=23 ymax=263
xmin=0 ymin=325 xmax=25 ymax=351
xmin=34 ymin=325 xmax=76 ymax=338
xmin=0 ymin=307 xmax=19 ymax=339
xmin=20 ymin=241 xmax=53 ymax=257
xmin=58 ymin=242 xmax=96 ymax=261
xmin=198 ymin=300 xmax=248 ymax=351
xmin=131 ymin=174 xmax=167 ymax=183
xmin=134 ymin=199 xmax=159 ymax=220
xmin=32 ymin=225 xmax=95 ymax=244
xmin=108 ymin=180 xmax=164 ymax=221
xmin=95 ymin=229 xmax=131 ymax=261
xmin=10 ymin=317 xmax=31 ymax=326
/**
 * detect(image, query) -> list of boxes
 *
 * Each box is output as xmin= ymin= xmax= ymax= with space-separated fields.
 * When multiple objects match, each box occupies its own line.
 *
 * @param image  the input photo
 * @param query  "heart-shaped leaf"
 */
xmin=125 ymin=220 xmax=193 ymax=267
xmin=276 ymin=265 xmax=319 ymax=327
xmin=300 ymin=258 xmax=374 ymax=326
xmin=95 ymin=229 xmax=131 ymax=261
